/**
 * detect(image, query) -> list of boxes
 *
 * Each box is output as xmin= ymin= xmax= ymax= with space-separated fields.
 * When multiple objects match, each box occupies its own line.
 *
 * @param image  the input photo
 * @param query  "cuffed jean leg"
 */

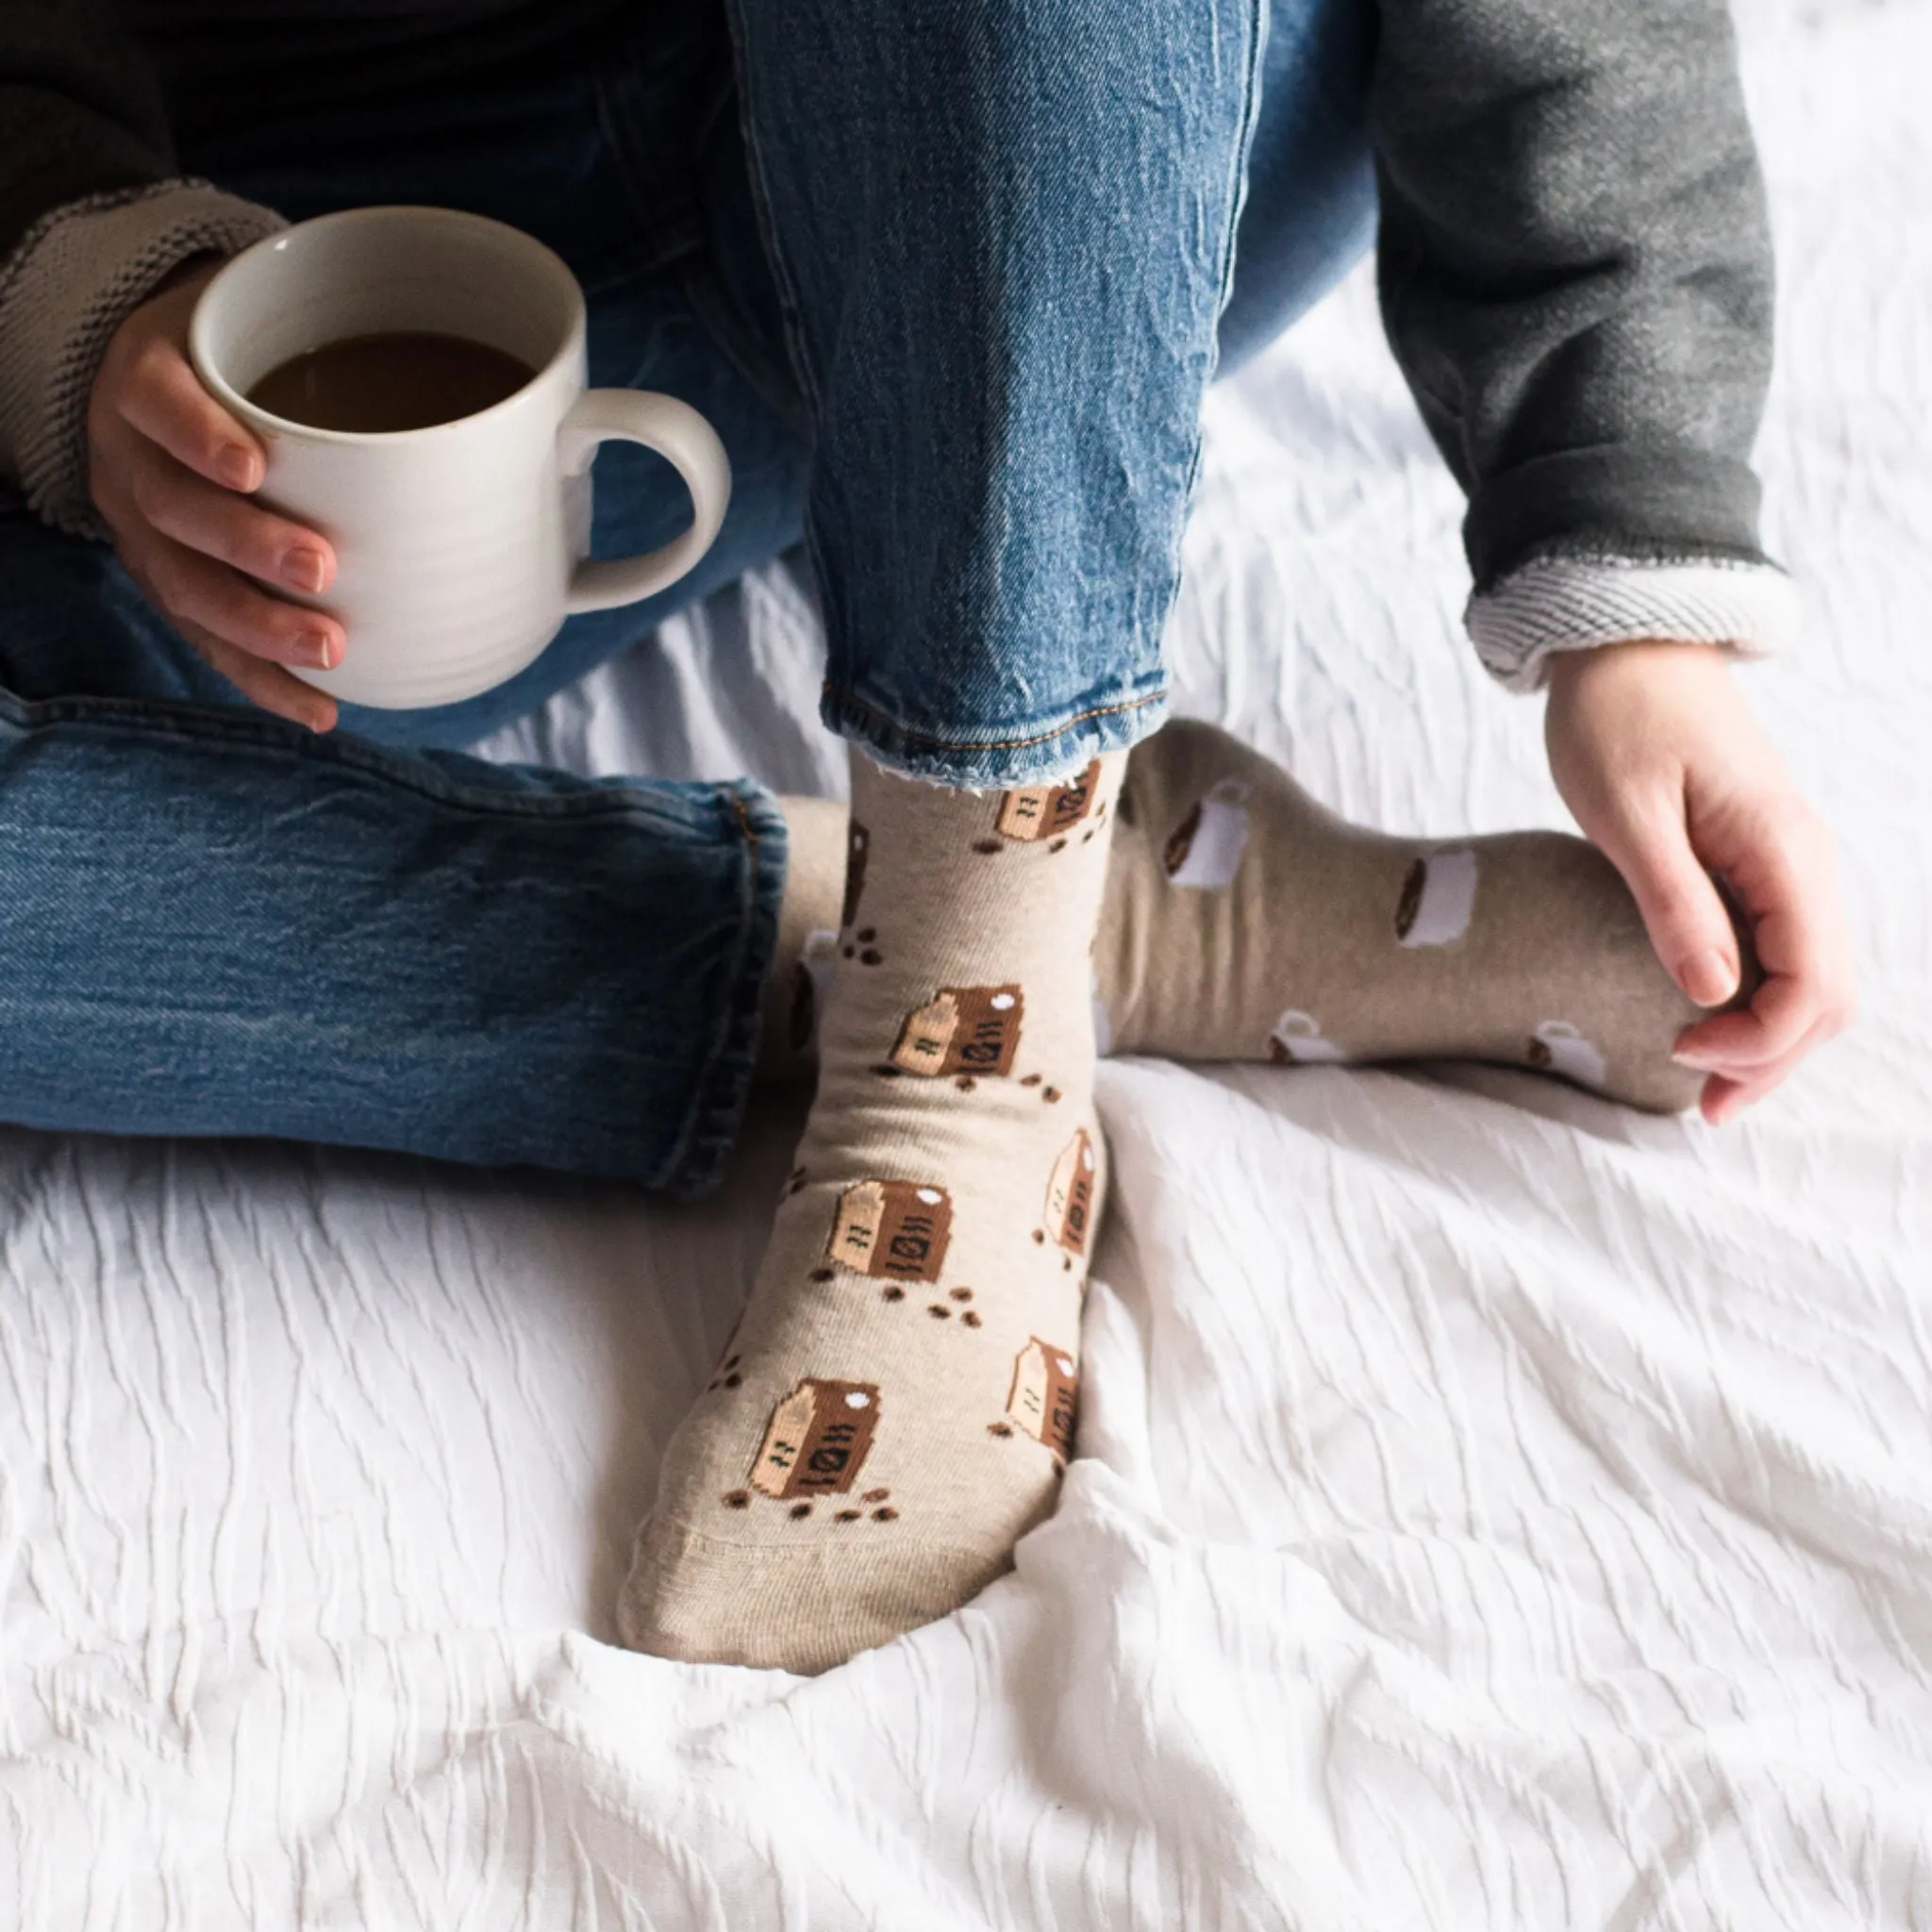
xmin=0 ymin=606 xmax=784 ymax=1192
xmin=0 ymin=11 xmax=810 ymax=1190
xmin=725 ymin=0 xmax=1267 ymax=786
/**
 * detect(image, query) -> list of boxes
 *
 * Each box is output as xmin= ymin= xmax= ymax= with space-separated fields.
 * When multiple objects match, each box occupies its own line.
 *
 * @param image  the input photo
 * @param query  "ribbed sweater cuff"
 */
xmin=0 ymin=181 xmax=285 ymax=537
xmin=1466 ymin=552 xmax=1800 ymax=692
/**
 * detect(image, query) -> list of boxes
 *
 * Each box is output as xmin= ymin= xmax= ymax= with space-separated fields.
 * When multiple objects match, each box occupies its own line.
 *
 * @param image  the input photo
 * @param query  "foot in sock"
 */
xmin=772 ymin=722 xmax=1747 ymax=1111
xmin=1093 ymin=719 xmax=1749 ymax=1110
xmin=623 ymin=725 xmax=1741 ymax=1675
xmin=620 ymin=752 xmax=1122 ymax=1673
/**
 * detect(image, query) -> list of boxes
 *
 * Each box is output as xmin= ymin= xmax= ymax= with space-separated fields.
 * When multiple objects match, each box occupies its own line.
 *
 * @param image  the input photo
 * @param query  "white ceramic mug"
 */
xmin=189 ymin=206 xmax=731 ymax=710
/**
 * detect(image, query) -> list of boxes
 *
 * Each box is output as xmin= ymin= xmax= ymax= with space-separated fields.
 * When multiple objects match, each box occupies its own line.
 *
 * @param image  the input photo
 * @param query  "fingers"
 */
xmin=1591 ymin=782 xmax=1742 ymax=1008
xmin=1674 ymin=807 xmax=1856 ymax=1075
xmin=86 ymin=270 xmax=344 ymax=731
xmin=183 ymin=622 xmax=339 ymax=734
xmin=129 ymin=532 xmax=344 ymax=673
xmin=112 ymin=329 xmax=266 ymax=492
xmin=120 ymin=441 xmax=336 ymax=595
xmin=1696 ymin=1015 xmax=1836 ymax=1125
xmin=1671 ymin=801 xmax=1856 ymax=1119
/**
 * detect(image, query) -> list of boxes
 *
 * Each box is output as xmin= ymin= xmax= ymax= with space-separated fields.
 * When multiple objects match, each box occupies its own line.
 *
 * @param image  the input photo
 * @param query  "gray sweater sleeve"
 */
xmin=1373 ymin=0 xmax=1797 ymax=684
xmin=0 ymin=0 xmax=280 ymax=533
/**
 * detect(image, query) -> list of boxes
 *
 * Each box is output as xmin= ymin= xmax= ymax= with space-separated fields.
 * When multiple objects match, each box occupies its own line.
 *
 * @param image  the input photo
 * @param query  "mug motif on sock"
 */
xmin=1526 ymin=1020 xmax=1608 ymax=1088
xmin=1266 ymin=1009 xmax=1349 ymax=1064
xmin=890 ymin=984 xmax=1024 ymax=1076
xmin=1393 ymin=847 xmax=1479 ymax=947
xmin=789 ymin=928 xmax=841 ymax=1055
xmin=1005 ymin=1338 xmax=1079 ymax=1461
xmin=825 ymin=1179 xmax=954 ymax=1281
xmin=992 ymin=759 xmax=1103 ymax=844
xmin=1042 ymin=1128 xmax=1097 ymax=1256
xmin=841 ymin=822 xmax=870 ymax=929
xmin=1161 ymin=778 xmax=1252 ymax=889
xmin=748 ymin=1378 xmax=881 ymax=1500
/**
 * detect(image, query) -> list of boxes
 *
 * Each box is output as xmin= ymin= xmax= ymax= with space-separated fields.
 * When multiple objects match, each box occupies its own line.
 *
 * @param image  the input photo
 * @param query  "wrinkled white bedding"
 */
xmin=4 ymin=0 xmax=1928 ymax=1923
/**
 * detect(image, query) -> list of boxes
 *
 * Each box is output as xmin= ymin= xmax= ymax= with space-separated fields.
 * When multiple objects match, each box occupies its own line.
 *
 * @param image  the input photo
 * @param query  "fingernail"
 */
xmin=218 ymin=446 xmax=258 ymax=491
xmin=280 ymin=546 xmax=326 ymax=594
xmin=1672 ymin=1049 xmax=1724 ymax=1071
xmin=1677 ymin=949 xmax=1738 ymax=1007
xmin=302 ymin=627 xmax=340 ymax=670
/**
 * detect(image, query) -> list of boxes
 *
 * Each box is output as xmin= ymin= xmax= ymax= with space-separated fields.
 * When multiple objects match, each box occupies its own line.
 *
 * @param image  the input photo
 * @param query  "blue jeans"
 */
xmin=0 ymin=0 xmax=1374 ymax=1191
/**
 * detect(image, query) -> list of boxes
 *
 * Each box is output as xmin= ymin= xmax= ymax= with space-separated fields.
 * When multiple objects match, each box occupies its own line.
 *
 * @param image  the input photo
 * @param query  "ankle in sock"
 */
xmin=622 ymin=751 xmax=1124 ymax=1672
xmin=763 ymin=724 xmax=1745 ymax=1110
xmin=1095 ymin=719 xmax=1743 ymax=1110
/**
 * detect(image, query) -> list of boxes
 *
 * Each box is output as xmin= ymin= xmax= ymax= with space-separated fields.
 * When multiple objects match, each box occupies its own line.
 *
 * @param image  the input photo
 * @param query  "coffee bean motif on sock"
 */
xmin=1393 ymin=847 xmax=1478 ymax=947
xmin=887 ymin=984 xmax=1024 ymax=1078
xmin=817 ymin=1178 xmax=953 ymax=1284
xmin=1266 ymin=1009 xmax=1350 ymax=1064
xmin=1162 ymin=777 xmax=1251 ymax=889
xmin=1001 ymin=1337 xmax=1079 ymax=1462
xmin=974 ymin=759 xmax=1106 ymax=852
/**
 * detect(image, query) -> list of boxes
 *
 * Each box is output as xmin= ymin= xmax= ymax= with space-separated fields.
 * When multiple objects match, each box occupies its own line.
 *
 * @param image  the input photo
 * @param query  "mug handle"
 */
xmin=557 ymin=390 xmax=732 ymax=614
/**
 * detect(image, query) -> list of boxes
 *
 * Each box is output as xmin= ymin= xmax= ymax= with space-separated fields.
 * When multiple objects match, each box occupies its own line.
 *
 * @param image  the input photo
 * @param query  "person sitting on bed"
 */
xmin=0 ymin=0 xmax=1854 ymax=1671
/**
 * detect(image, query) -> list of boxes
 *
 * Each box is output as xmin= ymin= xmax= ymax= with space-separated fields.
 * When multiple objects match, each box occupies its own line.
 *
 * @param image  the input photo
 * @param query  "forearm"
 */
xmin=1370 ymin=0 xmax=1795 ymax=686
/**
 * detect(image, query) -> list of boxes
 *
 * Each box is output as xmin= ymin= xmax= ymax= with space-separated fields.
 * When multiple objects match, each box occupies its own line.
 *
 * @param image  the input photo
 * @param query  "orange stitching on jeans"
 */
xmin=728 ymin=785 xmax=760 ymax=852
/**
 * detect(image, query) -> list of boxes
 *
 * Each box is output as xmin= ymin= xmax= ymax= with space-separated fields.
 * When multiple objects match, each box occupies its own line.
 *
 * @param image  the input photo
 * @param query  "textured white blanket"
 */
xmin=3 ymin=0 xmax=1927 ymax=1923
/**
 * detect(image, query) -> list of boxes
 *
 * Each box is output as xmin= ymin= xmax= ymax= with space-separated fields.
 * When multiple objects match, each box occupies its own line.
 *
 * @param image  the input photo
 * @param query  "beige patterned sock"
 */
xmin=1096 ymin=718 xmax=1744 ymax=1109
xmin=621 ymin=751 xmax=1122 ymax=1673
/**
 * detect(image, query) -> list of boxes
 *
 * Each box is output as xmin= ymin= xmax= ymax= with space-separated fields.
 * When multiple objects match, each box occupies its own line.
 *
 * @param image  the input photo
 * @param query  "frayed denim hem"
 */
xmin=820 ymin=681 xmax=1171 ymax=788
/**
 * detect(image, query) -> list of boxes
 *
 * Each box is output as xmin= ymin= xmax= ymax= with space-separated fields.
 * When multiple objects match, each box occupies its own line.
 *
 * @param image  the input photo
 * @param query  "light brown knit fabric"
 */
xmin=621 ymin=751 xmax=1123 ymax=1672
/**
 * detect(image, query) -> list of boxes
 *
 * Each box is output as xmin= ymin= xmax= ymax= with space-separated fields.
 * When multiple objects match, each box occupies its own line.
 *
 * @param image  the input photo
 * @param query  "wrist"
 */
xmin=1466 ymin=554 xmax=1799 ymax=693
xmin=1543 ymin=636 xmax=1737 ymax=697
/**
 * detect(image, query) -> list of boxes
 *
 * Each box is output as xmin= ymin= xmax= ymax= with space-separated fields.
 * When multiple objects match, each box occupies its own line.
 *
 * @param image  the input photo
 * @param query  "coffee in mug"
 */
xmin=189 ymin=207 xmax=731 ymax=710
xmin=247 ymin=331 xmax=538 ymax=434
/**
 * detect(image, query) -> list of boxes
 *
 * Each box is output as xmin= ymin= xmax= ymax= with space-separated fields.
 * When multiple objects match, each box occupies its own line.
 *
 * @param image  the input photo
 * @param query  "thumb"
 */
xmin=1591 ymin=786 xmax=1741 ymax=1008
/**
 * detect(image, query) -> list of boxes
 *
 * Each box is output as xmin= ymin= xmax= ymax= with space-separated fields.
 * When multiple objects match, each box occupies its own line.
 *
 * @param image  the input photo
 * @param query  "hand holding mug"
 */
xmin=89 ymin=207 xmax=732 ymax=725
xmin=88 ymin=258 xmax=346 ymax=731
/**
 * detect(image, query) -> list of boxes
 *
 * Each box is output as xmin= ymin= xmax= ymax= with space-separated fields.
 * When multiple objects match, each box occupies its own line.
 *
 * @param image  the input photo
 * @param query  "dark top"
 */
xmin=0 ymin=0 xmax=1779 ymax=600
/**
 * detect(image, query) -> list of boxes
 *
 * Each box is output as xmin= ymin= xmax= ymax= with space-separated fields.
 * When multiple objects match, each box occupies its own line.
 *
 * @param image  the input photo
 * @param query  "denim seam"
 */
xmin=662 ymin=781 xmax=784 ymax=1197
xmin=819 ymin=681 xmax=1169 ymax=758
xmin=0 ymin=686 xmax=708 ymax=828
xmin=1173 ymin=0 xmax=1270 ymax=542
xmin=714 ymin=0 xmax=823 ymax=430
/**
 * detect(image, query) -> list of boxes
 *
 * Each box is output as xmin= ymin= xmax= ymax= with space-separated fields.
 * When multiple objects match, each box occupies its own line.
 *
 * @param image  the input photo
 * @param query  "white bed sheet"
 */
xmin=4 ymin=0 xmax=1929 ymax=1923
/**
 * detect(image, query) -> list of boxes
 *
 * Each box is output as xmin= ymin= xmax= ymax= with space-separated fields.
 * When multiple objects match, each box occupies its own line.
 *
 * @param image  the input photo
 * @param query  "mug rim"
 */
xmin=188 ymin=204 xmax=585 ymax=447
